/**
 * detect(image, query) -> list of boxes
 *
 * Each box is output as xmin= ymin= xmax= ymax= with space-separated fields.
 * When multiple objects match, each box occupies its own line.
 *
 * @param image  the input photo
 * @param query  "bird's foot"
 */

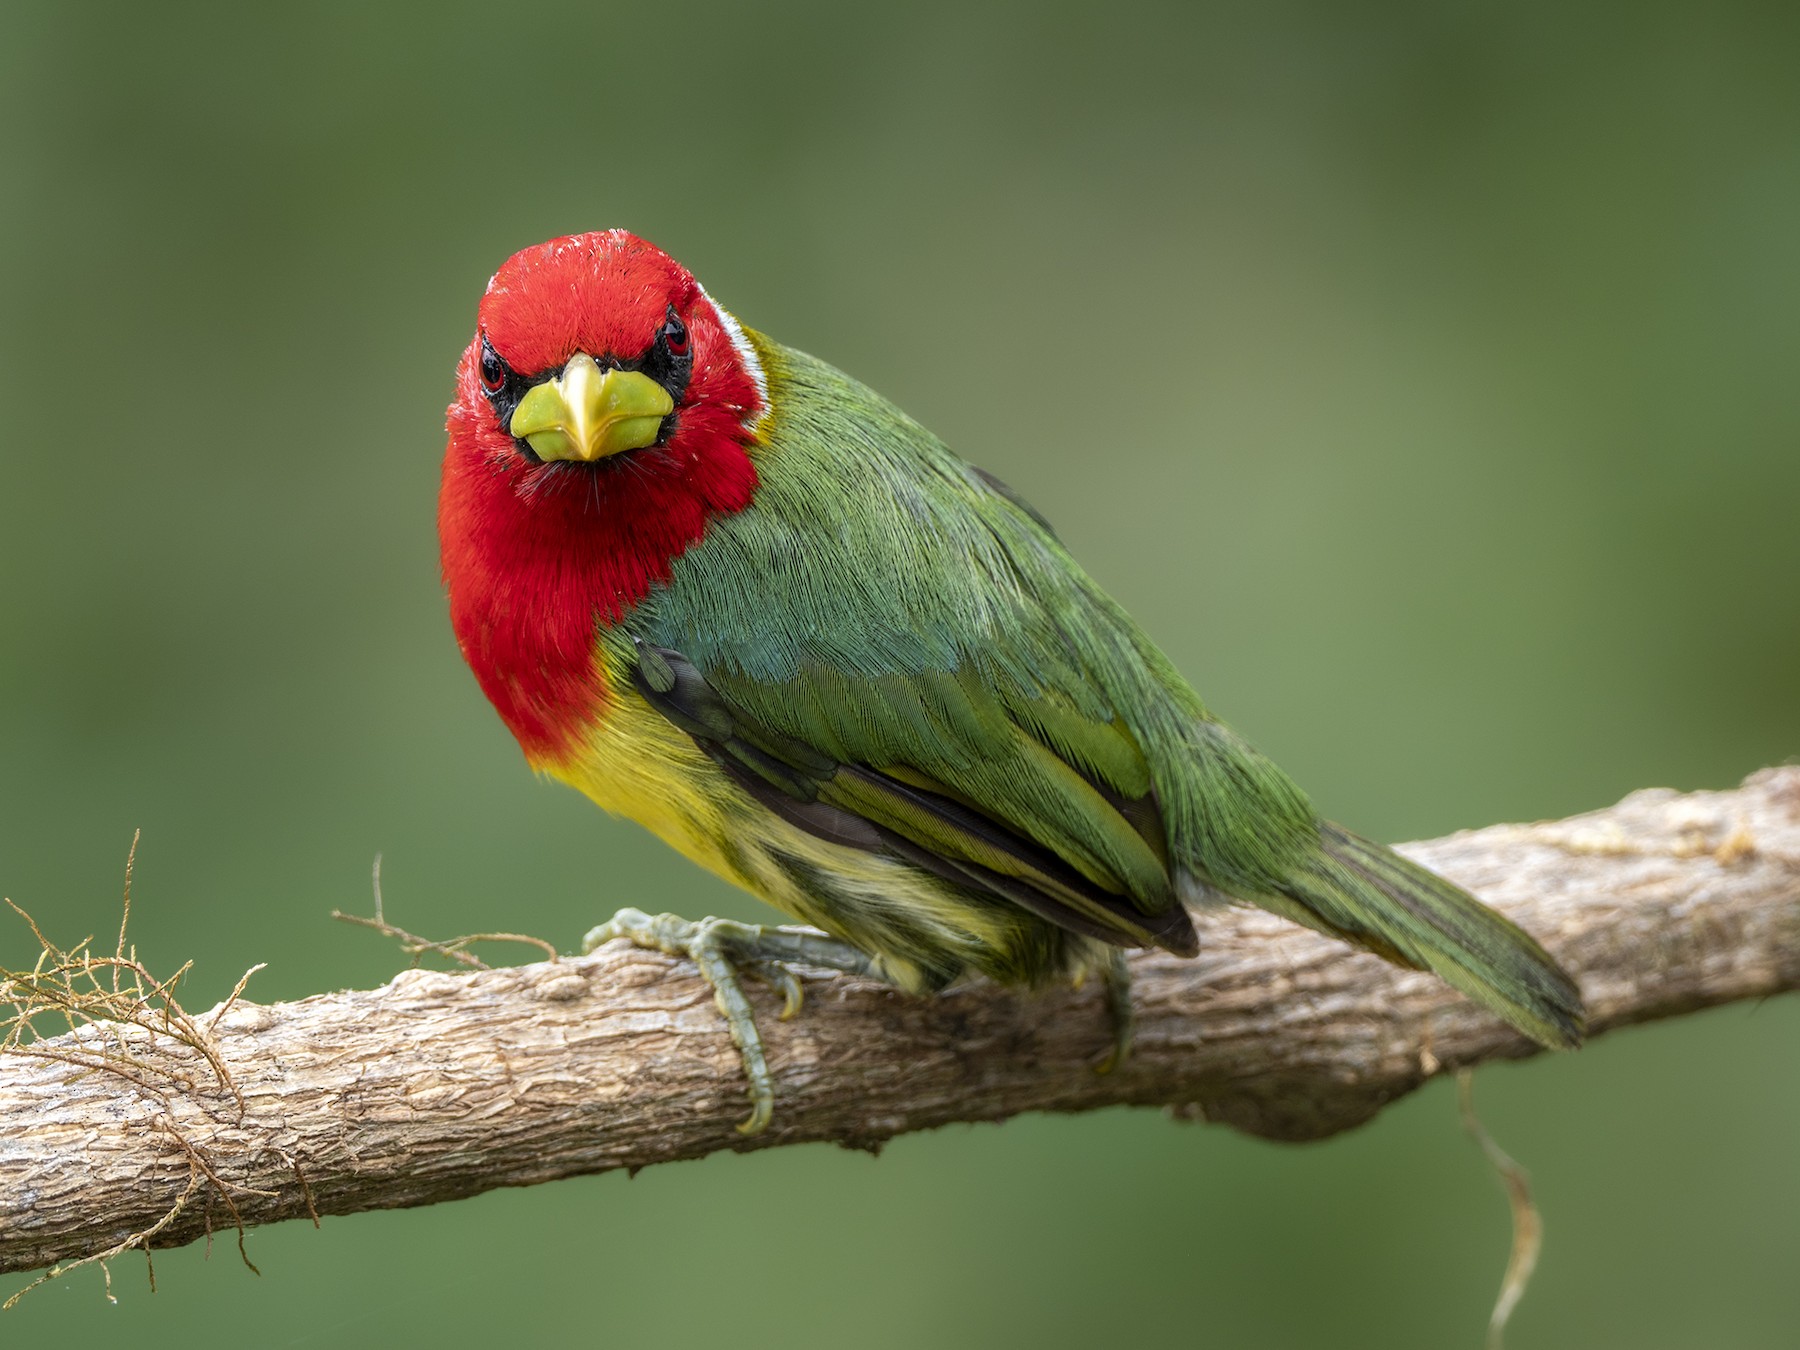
xmin=580 ymin=907 xmax=874 ymax=1136
xmin=1094 ymin=947 xmax=1135 ymax=1075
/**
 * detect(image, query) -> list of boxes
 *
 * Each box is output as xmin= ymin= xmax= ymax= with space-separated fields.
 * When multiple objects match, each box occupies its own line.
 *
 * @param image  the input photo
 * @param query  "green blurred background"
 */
xmin=2 ymin=1 xmax=1796 ymax=1345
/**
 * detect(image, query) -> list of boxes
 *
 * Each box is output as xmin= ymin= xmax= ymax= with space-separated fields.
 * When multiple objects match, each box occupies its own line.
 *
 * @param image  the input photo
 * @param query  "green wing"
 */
xmin=627 ymin=636 xmax=1198 ymax=955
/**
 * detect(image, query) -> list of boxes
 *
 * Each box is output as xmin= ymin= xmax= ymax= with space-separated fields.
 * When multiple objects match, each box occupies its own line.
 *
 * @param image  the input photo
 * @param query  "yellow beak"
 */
xmin=508 ymin=354 xmax=675 ymax=463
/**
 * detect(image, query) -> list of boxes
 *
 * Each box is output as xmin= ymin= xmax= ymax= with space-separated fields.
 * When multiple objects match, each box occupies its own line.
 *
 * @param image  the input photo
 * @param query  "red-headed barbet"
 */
xmin=438 ymin=231 xmax=1584 ymax=1133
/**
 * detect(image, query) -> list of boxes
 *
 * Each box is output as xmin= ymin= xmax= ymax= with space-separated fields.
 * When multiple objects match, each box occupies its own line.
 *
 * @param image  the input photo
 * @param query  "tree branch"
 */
xmin=4 ymin=768 xmax=1797 ymax=1278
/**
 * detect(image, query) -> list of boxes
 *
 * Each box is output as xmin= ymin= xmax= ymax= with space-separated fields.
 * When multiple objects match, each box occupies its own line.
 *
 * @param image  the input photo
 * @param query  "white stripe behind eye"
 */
xmin=696 ymin=282 xmax=770 ymax=431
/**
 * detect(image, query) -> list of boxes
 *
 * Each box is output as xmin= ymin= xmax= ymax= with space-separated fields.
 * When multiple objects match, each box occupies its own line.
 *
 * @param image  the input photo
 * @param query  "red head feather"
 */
xmin=438 ymin=231 xmax=764 ymax=760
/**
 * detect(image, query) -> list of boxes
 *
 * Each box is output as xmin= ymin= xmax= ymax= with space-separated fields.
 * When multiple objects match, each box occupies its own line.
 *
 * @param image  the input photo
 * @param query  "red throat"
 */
xmin=437 ymin=232 xmax=763 ymax=760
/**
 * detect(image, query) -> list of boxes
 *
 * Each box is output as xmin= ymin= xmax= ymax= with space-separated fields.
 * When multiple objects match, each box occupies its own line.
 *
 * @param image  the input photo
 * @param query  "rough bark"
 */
xmin=2 ymin=768 xmax=1796 ymax=1278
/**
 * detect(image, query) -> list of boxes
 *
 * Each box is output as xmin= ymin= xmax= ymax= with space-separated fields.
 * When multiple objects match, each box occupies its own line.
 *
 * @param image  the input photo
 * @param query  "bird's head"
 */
xmin=439 ymin=232 xmax=767 ymax=754
xmin=449 ymin=229 xmax=767 ymax=478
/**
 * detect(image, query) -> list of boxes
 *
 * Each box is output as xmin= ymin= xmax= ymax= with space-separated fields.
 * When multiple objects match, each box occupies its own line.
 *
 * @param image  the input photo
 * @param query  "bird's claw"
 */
xmin=581 ymin=907 xmax=873 ymax=1134
xmin=745 ymin=958 xmax=805 ymax=1020
xmin=1094 ymin=947 xmax=1135 ymax=1076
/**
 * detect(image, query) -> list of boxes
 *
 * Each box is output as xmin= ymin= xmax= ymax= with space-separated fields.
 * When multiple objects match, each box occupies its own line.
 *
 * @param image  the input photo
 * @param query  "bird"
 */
xmin=438 ymin=229 xmax=1584 ymax=1133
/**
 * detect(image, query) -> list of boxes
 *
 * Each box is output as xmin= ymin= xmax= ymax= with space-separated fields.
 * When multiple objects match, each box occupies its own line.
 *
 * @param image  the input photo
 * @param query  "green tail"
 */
xmin=1266 ymin=822 xmax=1585 ymax=1049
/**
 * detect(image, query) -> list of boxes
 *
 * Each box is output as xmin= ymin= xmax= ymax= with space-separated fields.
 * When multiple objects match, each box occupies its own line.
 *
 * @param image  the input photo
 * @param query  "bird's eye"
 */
xmin=478 ymin=337 xmax=508 ymax=394
xmin=661 ymin=307 xmax=689 ymax=356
